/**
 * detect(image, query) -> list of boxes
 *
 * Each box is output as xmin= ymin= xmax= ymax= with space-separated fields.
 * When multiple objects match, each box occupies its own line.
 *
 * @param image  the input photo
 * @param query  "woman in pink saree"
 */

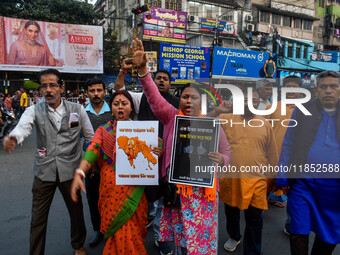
xmin=8 ymin=20 xmax=55 ymax=66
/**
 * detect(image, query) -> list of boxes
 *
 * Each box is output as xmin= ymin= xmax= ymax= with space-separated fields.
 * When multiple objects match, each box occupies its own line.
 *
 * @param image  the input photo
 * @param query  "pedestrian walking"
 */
xmin=209 ymin=89 xmax=278 ymax=254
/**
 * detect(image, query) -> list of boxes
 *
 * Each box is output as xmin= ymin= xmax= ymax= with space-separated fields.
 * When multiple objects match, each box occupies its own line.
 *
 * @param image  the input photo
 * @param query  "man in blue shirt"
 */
xmin=84 ymin=78 xmax=112 ymax=246
xmin=277 ymin=70 xmax=340 ymax=255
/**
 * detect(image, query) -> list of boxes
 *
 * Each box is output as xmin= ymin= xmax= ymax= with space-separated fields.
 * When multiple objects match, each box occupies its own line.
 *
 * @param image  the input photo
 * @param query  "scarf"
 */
xmin=176 ymin=109 xmax=217 ymax=202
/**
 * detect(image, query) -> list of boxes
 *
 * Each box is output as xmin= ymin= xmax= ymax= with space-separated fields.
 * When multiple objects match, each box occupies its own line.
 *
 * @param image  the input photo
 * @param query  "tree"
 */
xmin=103 ymin=28 xmax=125 ymax=74
xmin=0 ymin=0 xmax=103 ymax=25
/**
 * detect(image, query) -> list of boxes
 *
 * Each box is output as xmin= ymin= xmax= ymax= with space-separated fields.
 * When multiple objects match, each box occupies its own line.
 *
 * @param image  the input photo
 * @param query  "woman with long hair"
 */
xmin=132 ymin=38 xmax=232 ymax=254
xmin=71 ymin=90 xmax=162 ymax=254
xmin=8 ymin=20 xmax=55 ymax=66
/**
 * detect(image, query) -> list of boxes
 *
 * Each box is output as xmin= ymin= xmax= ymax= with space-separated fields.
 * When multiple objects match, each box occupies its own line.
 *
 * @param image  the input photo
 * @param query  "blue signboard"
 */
xmin=212 ymin=47 xmax=277 ymax=79
xmin=200 ymin=18 xmax=236 ymax=35
xmin=159 ymin=43 xmax=210 ymax=83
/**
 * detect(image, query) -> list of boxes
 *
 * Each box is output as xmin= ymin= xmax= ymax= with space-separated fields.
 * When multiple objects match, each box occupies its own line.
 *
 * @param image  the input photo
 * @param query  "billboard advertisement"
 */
xmin=212 ymin=47 xmax=276 ymax=79
xmin=145 ymin=51 xmax=157 ymax=73
xmin=0 ymin=17 xmax=103 ymax=73
xmin=159 ymin=43 xmax=210 ymax=83
xmin=200 ymin=18 xmax=236 ymax=35
xmin=143 ymin=7 xmax=187 ymax=44
xmin=311 ymin=52 xmax=333 ymax=62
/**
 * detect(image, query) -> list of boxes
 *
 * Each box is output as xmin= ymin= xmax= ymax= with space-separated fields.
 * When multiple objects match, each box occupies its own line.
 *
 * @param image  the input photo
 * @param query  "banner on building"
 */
xmin=200 ymin=18 xmax=236 ymax=35
xmin=212 ymin=47 xmax=277 ymax=79
xmin=169 ymin=116 xmax=220 ymax=188
xmin=0 ymin=17 xmax=103 ymax=73
xmin=146 ymin=51 xmax=158 ymax=72
xmin=311 ymin=52 xmax=333 ymax=62
xmin=143 ymin=7 xmax=187 ymax=44
xmin=159 ymin=43 xmax=210 ymax=83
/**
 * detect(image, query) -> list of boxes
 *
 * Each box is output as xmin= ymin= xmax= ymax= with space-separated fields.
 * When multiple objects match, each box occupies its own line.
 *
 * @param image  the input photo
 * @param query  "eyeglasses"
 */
xmin=40 ymin=83 xmax=60 ymax=90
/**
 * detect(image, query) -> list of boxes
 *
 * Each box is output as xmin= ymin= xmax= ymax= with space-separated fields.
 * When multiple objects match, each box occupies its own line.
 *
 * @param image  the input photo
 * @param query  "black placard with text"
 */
xmin=169 ymin=116 xmax=220 ymax=187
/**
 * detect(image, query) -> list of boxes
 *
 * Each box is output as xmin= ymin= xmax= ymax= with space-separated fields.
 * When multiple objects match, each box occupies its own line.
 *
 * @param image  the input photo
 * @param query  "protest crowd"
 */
xmin=3 ymin=38 xmax=340 ymax=255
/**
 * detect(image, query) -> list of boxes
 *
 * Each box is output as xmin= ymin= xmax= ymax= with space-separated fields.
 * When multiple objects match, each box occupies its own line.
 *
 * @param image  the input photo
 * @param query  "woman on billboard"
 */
xmin=8 ymin=20 xmax=56 ymax=66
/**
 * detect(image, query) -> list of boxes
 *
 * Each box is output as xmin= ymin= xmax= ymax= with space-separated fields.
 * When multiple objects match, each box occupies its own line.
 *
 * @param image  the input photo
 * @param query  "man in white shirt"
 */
xmin=4 ymin=69 xmax=94 ymax=255
xmin=256 ymin=79 xmax=274 ymax=110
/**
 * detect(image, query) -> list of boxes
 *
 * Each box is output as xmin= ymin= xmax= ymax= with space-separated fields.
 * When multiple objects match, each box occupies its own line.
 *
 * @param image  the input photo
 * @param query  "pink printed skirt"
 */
xmin=159 ymin=187 xmax=218 ymax=254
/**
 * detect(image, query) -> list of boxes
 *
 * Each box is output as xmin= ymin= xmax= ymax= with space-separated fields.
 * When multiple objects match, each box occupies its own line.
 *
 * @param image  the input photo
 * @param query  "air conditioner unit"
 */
xmin=246 ymin=24 xmax=254 ymax=32
xmin=245 ymin=15 xmax=253 ymax=22
xmin=188 ymin=15 xmax=199 ymax=23
xmin=316 ymin=44 xmax=324 ymax=51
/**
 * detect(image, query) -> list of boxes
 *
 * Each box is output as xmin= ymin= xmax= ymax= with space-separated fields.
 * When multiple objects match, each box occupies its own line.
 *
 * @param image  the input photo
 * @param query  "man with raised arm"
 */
xmin=4 ymin=69 xmax=93 ymax=255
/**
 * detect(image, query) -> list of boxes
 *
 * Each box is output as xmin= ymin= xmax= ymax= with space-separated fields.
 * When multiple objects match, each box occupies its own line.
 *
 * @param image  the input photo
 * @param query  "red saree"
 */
xmin=84 ymin=120 xmax=148 ymax=255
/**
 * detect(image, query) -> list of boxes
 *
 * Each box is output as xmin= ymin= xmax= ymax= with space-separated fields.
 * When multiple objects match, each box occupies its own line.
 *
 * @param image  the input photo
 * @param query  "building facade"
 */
xmin=92 ymin=0 xmax=340 ymax=85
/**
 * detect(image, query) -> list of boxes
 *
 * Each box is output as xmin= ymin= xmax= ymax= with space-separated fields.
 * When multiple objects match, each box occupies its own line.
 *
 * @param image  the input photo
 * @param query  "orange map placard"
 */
xmin=117 ymin=136 xmax=157 ymax=170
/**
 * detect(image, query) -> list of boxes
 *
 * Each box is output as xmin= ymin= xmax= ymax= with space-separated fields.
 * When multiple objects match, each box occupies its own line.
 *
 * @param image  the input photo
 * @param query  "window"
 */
xmin=221 ymin=7 xmax=234 ymax=21
xmin=205 ymin=4 xmax=219 ymax=19
xmin=303 ymin=20 xmax=313 ymax=30
xmin=304 ymin=47 xmax=308 ymax=59
xmin=165 ymin=0 xmax=181 ymax=11
xmin=294 ymin=18 xmax=302 ymax=29
xmin=319 ymin=0 xmax=325 ymax=7
xmin=222 ymin=15 xmax=233 ymax=21
xmin=260 ymin=11 xmax=270 ymax=23
xmin=283 ymin=16 xmax=291 ymax=27
xmin=145 ymin=0 xmax=161 ymax=8
xmin=188 ymin=1 xmax=202 ymax=16
xmin=287 ymin=43 xmax=293 ymax=57
xmin=296 ymin=46 xmax=300 ymax=58
xmin=272 ymin=14 xmax=281 ymax=25
xmin=205 ymin=5 xmax=213 ymax=18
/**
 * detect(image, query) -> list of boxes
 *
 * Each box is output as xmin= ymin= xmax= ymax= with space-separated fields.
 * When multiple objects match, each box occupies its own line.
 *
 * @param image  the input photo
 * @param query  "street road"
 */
xmin=0 ymin=128 xmax=339 ymax=254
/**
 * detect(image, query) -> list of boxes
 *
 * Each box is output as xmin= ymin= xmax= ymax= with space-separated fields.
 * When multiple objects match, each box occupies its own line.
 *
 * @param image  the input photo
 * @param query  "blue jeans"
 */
xmin=147 ymin=201 xmax=156 ymax=220
xmin=153 ymin=198 xmax=163 ymax=240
